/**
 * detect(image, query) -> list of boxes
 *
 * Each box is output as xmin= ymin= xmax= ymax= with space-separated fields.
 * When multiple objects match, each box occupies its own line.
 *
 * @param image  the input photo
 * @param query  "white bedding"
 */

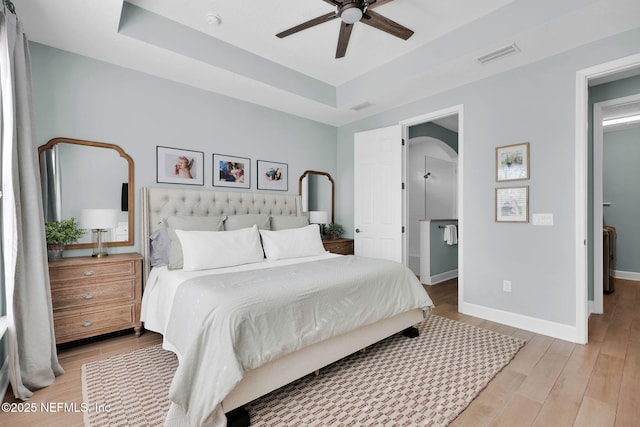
xmin=143 ymin=254 xmax=433 ymax=426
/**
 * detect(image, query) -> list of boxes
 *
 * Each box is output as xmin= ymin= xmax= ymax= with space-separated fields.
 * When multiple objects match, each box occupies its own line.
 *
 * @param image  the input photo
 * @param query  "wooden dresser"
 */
xmin=48 ymin=253 xmax=143 ymax=344
xmin=322 ymin=238 xmax=354 ymax=255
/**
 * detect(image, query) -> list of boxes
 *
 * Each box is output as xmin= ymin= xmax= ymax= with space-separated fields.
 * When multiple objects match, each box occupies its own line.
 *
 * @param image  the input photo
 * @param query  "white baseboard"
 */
xmin=0 ymin=357 xmax=8 ymax=401
xmin=459 ymin=301 xmax=582 ymax=343
xmin=613 ymin=270 xmax=640 ymax=281
xmin=421 ymin=269 xmax=458 ymax=285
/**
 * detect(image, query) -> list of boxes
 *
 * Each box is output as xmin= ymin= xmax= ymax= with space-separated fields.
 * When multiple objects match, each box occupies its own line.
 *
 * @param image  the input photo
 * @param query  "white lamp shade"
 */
xmin=80 ymin=209 xmax=118 ymax=230
xmin=309 ymin=211 xmax=330 ymax=225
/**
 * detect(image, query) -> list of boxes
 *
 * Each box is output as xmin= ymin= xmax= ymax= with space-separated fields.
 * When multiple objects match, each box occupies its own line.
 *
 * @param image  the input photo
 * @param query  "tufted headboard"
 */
xmin=140 ymin=187 xmax=302 ymax=283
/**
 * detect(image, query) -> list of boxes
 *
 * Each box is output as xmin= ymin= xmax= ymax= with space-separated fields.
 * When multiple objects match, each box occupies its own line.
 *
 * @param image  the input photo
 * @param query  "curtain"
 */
xmin=1 ymin=9 xmax=63 ymax=399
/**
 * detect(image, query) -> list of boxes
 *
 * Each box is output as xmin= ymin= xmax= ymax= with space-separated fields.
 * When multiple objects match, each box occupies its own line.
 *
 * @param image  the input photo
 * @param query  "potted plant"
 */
xmin=45 ymin=218 xmax=85 ymax=261
xmin=324 ymin=223 xmax=344 ymax=240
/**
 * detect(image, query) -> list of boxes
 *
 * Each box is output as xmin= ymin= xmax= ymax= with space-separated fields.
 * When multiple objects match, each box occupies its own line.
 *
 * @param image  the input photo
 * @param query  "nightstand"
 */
xmin=323 ymin=238 xmax=354 ymax=255
xmin=48 ymin=253 xmax=142 ymax=344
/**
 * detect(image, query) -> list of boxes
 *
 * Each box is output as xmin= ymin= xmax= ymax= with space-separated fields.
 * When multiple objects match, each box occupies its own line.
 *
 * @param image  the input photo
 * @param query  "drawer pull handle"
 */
xmin=83 ymin=270 xmax=96 ymax=276
xmin=81 ymin=321 xmax=93 ymax=327
xmin=83 ymin=293 xmax=95 ymax=300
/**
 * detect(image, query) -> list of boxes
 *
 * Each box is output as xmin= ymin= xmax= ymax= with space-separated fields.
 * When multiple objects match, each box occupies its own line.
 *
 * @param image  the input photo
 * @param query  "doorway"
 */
xmin=575 ymin=53 xmax=640 ymax=343
xmin=401 ymin=105 xmax=463 ymax=302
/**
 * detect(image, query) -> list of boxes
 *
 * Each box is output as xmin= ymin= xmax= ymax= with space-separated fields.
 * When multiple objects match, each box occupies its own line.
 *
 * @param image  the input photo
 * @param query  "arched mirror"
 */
xmin=299 ymin=170 xmax=334 ymax=224
xmin=38 ymin=137 xmax=134 ymax=249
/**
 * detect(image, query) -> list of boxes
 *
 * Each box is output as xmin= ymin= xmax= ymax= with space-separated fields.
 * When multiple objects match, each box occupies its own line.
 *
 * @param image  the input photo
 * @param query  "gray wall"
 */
xmin=409 ymin=122 xmax=458 ymax=153
xmin=29 ymin=43 xmax=337 ymax=256
xmin=430 ymin=220 xmax=458 ymax=276
xmin=603 ymin=127 xmax=640 ymax=274
xmin=337 ymin=27 xmax=640 ymax=327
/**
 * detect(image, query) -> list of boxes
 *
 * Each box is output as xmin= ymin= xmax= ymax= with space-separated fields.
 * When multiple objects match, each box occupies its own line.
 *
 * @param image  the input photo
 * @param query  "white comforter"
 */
xmin=144 ymin=255 xmax=433 ymax=426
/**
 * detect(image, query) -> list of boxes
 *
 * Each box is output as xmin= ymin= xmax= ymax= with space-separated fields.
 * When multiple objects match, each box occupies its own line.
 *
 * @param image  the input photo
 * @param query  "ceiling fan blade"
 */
xmin=361 ymin=9 xmax=413 ymax=40
xmin=336 ymin=22 xmax=354 ymax=58
xmin=322 ymin=0 xmax=342 ymax=6
xmin=276 ymin=12 xmax=338 ymax=38
xmin=367 ymin=0 xmax=396 ymax=10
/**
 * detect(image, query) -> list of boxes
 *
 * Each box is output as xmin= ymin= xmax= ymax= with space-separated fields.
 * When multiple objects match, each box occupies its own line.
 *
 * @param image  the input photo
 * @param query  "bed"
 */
xmin=139 ymin=187 xmax=433 ymax=426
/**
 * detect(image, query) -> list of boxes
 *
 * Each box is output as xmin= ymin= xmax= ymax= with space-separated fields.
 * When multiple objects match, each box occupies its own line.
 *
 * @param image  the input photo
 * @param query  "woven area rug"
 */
xmin=82 ymin=315 xmax=525 ymax=426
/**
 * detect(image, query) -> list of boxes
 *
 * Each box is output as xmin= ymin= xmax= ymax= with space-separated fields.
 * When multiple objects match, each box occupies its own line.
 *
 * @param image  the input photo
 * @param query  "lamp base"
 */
xmin=91 ymin=229 xmax=110 ymax=258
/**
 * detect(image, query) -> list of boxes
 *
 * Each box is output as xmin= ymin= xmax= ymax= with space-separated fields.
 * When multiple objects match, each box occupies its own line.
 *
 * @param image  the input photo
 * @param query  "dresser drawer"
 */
xmin=49 ymin=260 xmax=137 ymax=282
xmin=53 ymin=304 xmax=135 ymax=344
xmin=51 ymin=278 xmax=136 ymax=311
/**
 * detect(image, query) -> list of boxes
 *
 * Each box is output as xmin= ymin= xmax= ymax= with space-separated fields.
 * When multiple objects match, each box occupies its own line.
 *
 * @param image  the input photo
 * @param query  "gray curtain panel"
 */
xmin=0 ymin=10 xmax=63 ymax=399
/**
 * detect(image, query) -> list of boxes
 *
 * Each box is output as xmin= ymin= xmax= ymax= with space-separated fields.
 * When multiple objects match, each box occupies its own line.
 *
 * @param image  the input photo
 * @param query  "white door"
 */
xmin=354 ymin=125 xmax=403 ymax=262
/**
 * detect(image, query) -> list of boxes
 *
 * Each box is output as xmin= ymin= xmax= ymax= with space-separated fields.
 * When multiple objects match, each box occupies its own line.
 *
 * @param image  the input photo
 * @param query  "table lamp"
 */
xmin=80 ymin=209 xmax=118 ymax=258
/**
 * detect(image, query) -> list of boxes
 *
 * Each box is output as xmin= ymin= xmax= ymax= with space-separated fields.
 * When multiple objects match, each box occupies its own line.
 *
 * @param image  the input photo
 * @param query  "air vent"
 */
xmin=351 ymin=101 xmax=374 ymax=111
xmin=476 ymin=43 xmax=520 ymax=64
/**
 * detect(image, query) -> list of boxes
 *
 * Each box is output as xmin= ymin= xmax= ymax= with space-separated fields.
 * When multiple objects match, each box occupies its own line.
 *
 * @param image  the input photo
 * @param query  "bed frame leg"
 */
xmin=403 ymin=326 xmax=419 ymax=338
xmin=226 ymin=407 xmax=250 ymax=427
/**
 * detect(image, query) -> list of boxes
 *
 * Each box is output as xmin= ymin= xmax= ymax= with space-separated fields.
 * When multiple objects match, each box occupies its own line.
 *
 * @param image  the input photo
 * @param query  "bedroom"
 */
xmin=2 ymin=0 xmax=640 ymax=425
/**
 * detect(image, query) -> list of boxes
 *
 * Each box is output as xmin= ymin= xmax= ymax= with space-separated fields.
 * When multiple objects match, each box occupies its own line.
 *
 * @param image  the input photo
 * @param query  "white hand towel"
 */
xmin=444 ymin=224 xmax=458 ymax=245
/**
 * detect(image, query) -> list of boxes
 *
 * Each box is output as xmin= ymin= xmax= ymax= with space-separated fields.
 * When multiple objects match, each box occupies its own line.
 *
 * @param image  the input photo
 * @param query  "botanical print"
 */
xmin=496 ymin=186 xmax=529 ymax=222
xmin=496 ymin=142 xmax=530 ymax=181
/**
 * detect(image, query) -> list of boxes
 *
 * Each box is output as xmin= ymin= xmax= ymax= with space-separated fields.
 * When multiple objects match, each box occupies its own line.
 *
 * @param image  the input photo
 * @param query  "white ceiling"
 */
xmin=14 ymin=0 xmax=640 ymax=126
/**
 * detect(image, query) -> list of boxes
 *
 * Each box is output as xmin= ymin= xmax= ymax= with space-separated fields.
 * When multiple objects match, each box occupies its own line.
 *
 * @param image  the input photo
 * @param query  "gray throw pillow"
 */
xmin=166 ymin=215 xmax=225 ymax=269
xmin=270 ymin=215 xmax=309 ymax=231
xmin=224 ymin=214 xmax=271 ymax=231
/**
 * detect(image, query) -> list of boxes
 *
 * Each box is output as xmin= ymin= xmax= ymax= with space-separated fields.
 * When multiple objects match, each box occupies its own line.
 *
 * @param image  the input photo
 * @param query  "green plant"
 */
xmin=325 ymin=223 xmax=344 ymax=239
xmin=44 ymin=218 xmax=85 ymax=246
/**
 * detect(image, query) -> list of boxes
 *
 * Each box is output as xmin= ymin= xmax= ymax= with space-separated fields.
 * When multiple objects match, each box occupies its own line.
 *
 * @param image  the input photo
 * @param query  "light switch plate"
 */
xmin=532 ymin=213 xmax=554 ymax=226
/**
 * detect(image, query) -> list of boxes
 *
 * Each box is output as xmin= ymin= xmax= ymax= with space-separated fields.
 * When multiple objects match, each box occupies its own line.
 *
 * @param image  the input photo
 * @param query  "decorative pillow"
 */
xmin=176 ymin=225 xmax=264 ymax=271
xmin=149 ymin=228 xmax=170 ymax=267
xmin=224 ymin=214 xmax=271 ymax=231
xmin=259 ymin=224 xmax=327 ymax=261
xmin=270 ymin=215 xmax=309 ymax=231
xmin=166 ymin=215 xmax=225 ymax=270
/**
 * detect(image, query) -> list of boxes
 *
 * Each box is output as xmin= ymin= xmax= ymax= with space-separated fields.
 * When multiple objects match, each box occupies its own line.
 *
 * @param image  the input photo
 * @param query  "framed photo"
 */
xmin=496 ymin=142 xmax=530 ymax=181
xmin=213 ymin=154 xmax=250 ymax=188
xmin=257 ymin=160 xmax=288 ymax=191
xmin=496 ymin=186 xmax=529 ymax=223
xmin=156 ymin=146 xmax=204 ymax=186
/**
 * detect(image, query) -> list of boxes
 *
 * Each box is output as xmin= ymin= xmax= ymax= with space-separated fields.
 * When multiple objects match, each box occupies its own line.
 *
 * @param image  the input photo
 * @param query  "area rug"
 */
xmin=82 ymin=315 xmax=525 ymax=426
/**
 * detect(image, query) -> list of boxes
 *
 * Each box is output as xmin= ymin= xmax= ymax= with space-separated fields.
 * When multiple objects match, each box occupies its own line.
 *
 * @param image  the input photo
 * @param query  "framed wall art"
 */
xmin=257 ymin=160 xmax=288 ymax=191
xmin=496 ymin=142 xmax=530 ymax=182
xmin=213 ymin=154 xmax=250 ymax=189
xmin=496 ymin=186 xmax=529 ymax=223
xmin=156 ymin=146 xmax=204 ymax=186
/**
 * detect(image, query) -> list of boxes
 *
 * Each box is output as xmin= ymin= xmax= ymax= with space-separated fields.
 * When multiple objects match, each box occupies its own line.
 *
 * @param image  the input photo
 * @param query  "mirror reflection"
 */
xmin=38 ymin=138 xmax=134 ymax=249
xmin=299 ymin=170 xmax=334 ymax=224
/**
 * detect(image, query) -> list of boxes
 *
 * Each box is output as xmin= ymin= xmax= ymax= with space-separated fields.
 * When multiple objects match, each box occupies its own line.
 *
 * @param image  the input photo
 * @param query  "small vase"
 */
xmin=47 ymin=244 xmax=65 ymax=262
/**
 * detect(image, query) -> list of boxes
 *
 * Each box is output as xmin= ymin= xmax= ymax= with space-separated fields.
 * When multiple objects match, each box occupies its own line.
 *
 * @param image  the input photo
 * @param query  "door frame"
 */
xmin=400 ymin=104 xmax=464 ymax=307
xmin=575 ymin=52 xmax=640 ymax=344
xmin=592 ymin=93 xmax=640 ymax=315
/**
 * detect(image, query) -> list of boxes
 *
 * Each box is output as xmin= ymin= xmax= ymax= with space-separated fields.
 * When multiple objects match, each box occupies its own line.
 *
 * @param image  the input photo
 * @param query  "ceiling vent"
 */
xmin=351 ymin=101 xmax=374 ymax=111
xmin=476 ymin=43 xmax=520 ymax=64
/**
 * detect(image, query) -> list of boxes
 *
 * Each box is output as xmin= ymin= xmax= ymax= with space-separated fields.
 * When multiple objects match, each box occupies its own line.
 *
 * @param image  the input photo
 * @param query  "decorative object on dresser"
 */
xmin=80 ymin=209 xmax=118 ymax=258
xmin=309 ymin=210 xmax=329 ymax=236
xmin=44 ymin=218 xmax=86 ymax=261
xmin=324 ymin=222 xmax=344 ymax=240
xmin=323 ymin=238 xmax=354 ymax=255
xmin=49 ymin=253 xmax=143 ymax=344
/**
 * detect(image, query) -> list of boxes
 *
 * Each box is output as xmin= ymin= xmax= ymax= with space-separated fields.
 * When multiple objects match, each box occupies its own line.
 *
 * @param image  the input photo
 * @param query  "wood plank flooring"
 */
xmin=2 ymin=278 xmax=638 ymax=426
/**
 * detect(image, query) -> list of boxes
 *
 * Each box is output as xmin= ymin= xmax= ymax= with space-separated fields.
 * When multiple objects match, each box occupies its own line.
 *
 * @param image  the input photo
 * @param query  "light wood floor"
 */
xmin=2 ymin=278 xmax=638 ymax=426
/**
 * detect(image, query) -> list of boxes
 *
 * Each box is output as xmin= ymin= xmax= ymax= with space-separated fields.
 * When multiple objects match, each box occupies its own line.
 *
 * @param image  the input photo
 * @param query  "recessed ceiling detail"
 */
xmin=276 ymin=0 xmax=414 ymax=58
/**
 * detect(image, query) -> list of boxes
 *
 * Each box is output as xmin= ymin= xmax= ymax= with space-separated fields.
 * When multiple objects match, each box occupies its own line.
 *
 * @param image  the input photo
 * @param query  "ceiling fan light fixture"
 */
xmin=340 ymin=4 xmax=363 ymax=24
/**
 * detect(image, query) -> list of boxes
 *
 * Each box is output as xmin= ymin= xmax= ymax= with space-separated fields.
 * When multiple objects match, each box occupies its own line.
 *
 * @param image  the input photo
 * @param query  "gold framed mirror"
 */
xmin=299 ymin=170 xmax=334 ymax=224
xmin=38 ymin=137 xmax=135 ymax=249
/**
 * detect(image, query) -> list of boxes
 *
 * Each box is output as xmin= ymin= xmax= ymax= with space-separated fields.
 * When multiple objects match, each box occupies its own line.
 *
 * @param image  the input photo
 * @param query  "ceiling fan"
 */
xmin=276 ymin=0 xmax=414 ymax=59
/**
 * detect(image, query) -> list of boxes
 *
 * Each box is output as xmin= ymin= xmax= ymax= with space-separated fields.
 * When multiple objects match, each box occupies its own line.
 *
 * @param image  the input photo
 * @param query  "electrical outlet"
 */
xmin=503 ymin=280 xmax=512 ymax=292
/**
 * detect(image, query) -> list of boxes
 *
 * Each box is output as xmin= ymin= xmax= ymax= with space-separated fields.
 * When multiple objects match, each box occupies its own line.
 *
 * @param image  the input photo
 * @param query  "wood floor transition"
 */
xmin=2 ymin=278 xmax=638 ymax=426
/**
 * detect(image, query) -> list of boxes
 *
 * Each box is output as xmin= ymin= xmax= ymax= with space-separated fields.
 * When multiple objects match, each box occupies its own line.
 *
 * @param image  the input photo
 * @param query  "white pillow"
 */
xmin=175 ymin=225 xmax=264 ymax=271
xmin=259 ymin=224 xmax=327 ymax=261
